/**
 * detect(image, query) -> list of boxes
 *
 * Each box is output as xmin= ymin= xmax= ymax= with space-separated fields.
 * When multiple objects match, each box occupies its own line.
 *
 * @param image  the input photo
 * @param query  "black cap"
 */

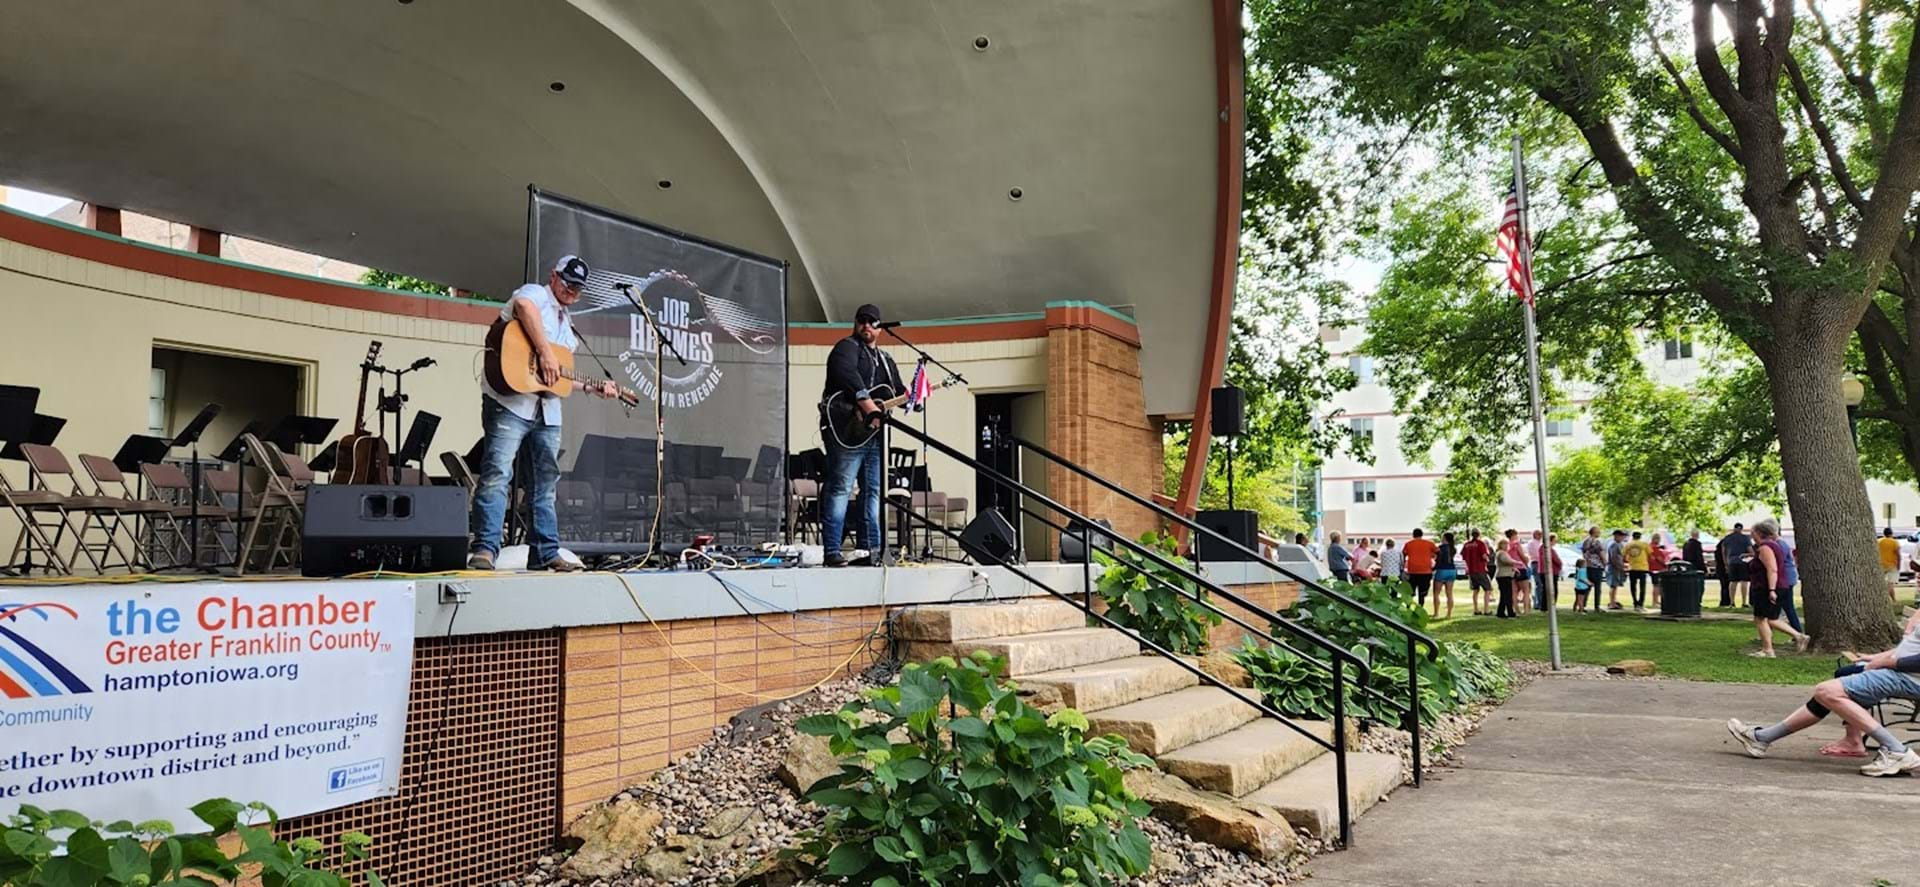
xmin=553 ymin=254 xmax=590 ymax=288
xmin=854 ymin=303 xmax=882 ymax=324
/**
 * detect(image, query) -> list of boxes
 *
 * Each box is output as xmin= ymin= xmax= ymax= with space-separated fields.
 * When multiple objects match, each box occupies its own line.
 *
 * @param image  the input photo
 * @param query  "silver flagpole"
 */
xmin=1514 ymin=135 xmax=1562 ymax=670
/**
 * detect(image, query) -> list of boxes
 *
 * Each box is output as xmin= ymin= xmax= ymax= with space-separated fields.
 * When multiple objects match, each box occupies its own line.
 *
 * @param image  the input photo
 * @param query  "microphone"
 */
xmin=876 ymin=320 xmax=905 ymax=329
xmin=611 ymin=282 xmax=634 ymax=291
xmin=409 ymin=357 xmax=436 ymax=370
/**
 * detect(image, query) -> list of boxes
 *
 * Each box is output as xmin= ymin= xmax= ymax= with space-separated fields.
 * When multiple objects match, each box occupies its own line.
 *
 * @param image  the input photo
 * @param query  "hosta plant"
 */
xmin=0 ymin=799 xmax=379 ymax=886
xmin=791 ymin=652 xmax=1154 ymax=886
xmin=1092 ymin=531 xmax=1221 ymax=655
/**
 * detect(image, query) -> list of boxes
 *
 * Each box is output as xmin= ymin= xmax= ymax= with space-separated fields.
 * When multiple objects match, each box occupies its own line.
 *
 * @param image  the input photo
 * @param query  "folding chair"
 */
xmin=788 ymin=478 xmax=820 ymax=544
xmin=140 ymin=461 xmax=236 ymax=566
xmin=232 ymin=434 xmax=305 ymax=574
xmin=79 ymin=454 xmax=183 ymax=570
xmin=440 ymin=451 xmax=477 ymax=490
xmin=17 ymin=444 xmax=136 ymax=573
xmin=0 ymin=464 xmax=76 ymax=576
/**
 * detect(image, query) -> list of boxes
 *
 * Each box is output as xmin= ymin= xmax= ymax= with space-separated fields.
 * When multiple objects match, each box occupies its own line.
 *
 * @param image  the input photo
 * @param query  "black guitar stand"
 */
xmin=373 ymin=356 xmax=435 ymax=483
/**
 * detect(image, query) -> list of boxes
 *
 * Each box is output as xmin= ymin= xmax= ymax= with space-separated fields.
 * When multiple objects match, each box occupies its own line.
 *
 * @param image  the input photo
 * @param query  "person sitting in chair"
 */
xmin=1726 ymin=607 xmax=1920 ymax=777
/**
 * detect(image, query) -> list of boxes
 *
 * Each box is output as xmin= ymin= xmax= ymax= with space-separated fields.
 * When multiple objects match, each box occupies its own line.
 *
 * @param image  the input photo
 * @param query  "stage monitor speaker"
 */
xmin=959 ymin=509 xmax=1020 ymax=566
xmin=1058 ymin=517 xmax=1114 ymax=563
xmin=303 ymin=485 xmax=469 ymax=577
xmin=1210 ymin=386 xmax=1245 ymax=438
xmin=1195 ymin=509 xmax=1259 ymax=561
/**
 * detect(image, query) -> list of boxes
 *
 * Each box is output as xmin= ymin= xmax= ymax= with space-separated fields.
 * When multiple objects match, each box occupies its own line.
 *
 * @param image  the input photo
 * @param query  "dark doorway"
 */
xmin=975 ymin=394 xmax=1021 ymax=553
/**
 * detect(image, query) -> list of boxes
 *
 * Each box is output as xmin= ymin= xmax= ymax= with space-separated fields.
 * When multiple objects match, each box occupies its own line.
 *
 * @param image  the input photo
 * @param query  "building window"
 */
xmin=1347 ymin=355 xmax=1375 ymax=384
xmin=1353 ymin=480 xmax=1378 ymax=503
xmin=148 ymin=367 xmax=168 ymax=437
xmin=1663 ymin=338 xmax=1693 ymax=360
xmin=1349 ymin=417 xmax=1374 ymax=447
xmin=1545 ymin=418 xmax=1575 ymax=437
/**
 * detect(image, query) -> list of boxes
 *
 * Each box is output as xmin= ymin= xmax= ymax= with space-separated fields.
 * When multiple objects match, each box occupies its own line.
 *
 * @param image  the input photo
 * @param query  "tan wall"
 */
xmin=1045 ymin=325 xmax=1164 ymax=545
xmin=0 ymin=237 xmax=487 ymax=505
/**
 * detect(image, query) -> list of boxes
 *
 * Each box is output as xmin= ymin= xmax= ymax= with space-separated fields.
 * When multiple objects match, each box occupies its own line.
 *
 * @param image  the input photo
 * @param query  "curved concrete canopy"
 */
xmin=0 ymin=0 xmax=1223 ymax=413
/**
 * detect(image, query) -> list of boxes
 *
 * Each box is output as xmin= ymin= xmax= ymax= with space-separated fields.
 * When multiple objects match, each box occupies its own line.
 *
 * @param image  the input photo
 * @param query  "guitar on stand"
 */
xmin=484 ymin=319 xmax=641 ymax=406
xmin=331 ymin=341 xmax=391 ymax=484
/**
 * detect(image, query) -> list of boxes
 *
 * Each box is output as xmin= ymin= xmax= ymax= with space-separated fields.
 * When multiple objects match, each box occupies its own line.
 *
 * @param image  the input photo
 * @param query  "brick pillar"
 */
xmin=188 ymin=226 xmax=223 ymax=257
xmin=1044 ymin=303 xmax=1163 ymax=551
xmin=82 ymin=203 xmax=122 ymax=236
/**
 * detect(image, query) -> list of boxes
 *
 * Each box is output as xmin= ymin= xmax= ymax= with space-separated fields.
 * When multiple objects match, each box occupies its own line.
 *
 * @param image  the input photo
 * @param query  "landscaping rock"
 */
xmin=733 ymin=853 xmax=814 ymax=886
xmin=1123 ymin=770 xmax=1296 ymax=861
xmin=1016 ymin=681 xmax=1066 ymax=713
xmin=776 ymin=733 xmax=842 ymax=795
xmin=1608 ymin=659 xmax=1657 ymax=677
xmin=1197 ymin=651 xmax=1252 ymax=688
xmin=558 ymin=796 xmax=665 ymax=881
xmin=635 ymin=835 xmax=701 ymax=881
xmin=700 ymin=807 xmax=760 ymax=842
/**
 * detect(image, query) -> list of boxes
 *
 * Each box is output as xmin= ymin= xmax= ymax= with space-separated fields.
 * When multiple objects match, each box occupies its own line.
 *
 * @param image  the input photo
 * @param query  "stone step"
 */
xmin=1157 ymin=718 xmax=1336 ymax=797
xmin=1242 ymin=752 xmax=1405 ymax=839
xmin=1018 ymin=656 xmax=1201 ymax=712
xmin=894 ymin=599 xmax=1087 ymax=643
xmin=903 ymin=627 xmax=1140 ymax=676
xmin=1086 ymin=685 xmax=1263 ymax=757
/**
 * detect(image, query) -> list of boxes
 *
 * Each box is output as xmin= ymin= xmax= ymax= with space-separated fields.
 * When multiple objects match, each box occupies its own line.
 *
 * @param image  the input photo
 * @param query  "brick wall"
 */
xmin=1045 ymin=322 xmax=1164 ymax=552
xmin=1205 ymin=581 xmax=1302 ymax=651
xmin=558 ymin=606 xmax=890 ymax=820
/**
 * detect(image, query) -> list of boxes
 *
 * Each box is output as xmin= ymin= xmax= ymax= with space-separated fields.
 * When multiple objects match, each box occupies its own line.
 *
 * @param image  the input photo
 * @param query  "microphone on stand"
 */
xmin=408 ymin=357 xmax=436 ymax=370
xmin=876 ymin=320 xmax=905 ymax=329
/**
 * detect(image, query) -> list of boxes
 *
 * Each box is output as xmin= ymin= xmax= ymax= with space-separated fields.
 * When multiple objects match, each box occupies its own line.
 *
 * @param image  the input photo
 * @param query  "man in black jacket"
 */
xmin=819 ymin=304 xmax=903 ymax=567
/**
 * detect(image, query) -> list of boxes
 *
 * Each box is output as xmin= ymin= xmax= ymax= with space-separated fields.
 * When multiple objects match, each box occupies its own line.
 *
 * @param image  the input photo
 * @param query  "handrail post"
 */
xmin=1407 ymin=635 xmax=1423 ymax=787
xmin=1334 ymin=656 xmax=1351 ymax=849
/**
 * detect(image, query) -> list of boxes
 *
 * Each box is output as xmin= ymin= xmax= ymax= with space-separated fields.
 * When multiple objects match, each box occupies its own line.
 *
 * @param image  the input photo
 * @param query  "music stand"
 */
xmin=308 ymin=440 xmax=340 ymax=474
xmin=396 ymin=411 xmax=441 ymax=483
xmin=111 ymin=435 xmax=171 ymax=473
xmin=215 ymin=420 xmax=270 ymax=464
xmin=170 ymin=403 xmax=222 ymax=572
xmin=264 ymin=414 xmax=337 ymax=454
xmin=0 ymin=388 xmax=38 ymax=575
xmin=0 ymin=414 xmax=66 ymax=461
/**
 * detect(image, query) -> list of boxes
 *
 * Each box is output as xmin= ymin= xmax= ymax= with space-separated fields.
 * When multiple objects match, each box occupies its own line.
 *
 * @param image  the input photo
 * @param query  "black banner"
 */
xmin=527 ymin=187 xmax=788 ymax=547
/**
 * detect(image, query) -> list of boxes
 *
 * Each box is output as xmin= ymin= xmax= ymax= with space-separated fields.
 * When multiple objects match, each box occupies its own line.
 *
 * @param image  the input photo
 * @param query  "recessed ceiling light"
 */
xmin=1008 ymin=187 xmax=1023 ymax=201
xmin=973 ymin=35 xmax=991 ymax=51
xmin=657 ymin=180 xmax=673 ymax=190
xmin=549 ymin=81 xmax=566 ymax=93
xmin=398 ymin=0 xmax=413 ymax=5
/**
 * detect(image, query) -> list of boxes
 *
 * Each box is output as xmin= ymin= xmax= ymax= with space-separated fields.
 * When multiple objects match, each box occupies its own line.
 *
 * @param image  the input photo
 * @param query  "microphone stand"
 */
xmin=885 ymin=325 xmax=968 ymax=562
xmin=613 ymin=282 xmax=687 ymax=566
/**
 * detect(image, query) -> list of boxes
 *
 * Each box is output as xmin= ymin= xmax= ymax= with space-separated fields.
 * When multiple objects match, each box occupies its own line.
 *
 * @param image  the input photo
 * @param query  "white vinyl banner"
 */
xmin=0 ymin=580 xmax=414 ymax=825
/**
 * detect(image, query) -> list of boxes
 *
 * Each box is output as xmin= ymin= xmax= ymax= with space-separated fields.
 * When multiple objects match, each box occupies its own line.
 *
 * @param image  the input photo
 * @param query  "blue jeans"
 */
xmin=468 ymin=397 xmax=562 ymax=564
xmin=1781 ymin=586 xmax=1803 ymax=633
xmin=821 ymin=435 xmax=883 ymax=558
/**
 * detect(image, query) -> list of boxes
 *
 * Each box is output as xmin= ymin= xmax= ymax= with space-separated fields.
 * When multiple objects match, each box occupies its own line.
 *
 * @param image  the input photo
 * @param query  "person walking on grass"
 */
xmin=1433 ymin=531 xmax=1459 ymax=619
xmin=1506 ymin=529 xmax=1532 ymax=616
xmin=1748 ymin=519 xmax=1811 ymax=658
xmin=1528 ymin=530 xmax=1548 ymax=611
xmin=1493 ymin=531 xmax=1519 ymax=618
xmin=1683 ymin=529 xmax=1706 ymax=572
xmin=1578 ymin=526 xmax=1606 ymax=613
xmin=1380 ymin=537 xmax=1404 ymax=585
xmin=1726 ymin=607 xmax=1920 ymax=777
xmin=1462 ymin=529 xmax=1494 ymax=616
xmin=1718 ymin=522 xmax=1753 ymax=608
xmin=1623 ymin=531 xmax=1652 ymax=611
xmin=1607 ymin=529 xmax=1629 ymax=610
xmin=1648 ymin=532 xmax=1671 ymax=609
xmin=1403 ymin=528 xmax=1437 ymax=609
xmin=1542 ymin=533 xmax=1565 ymax=608
xmin=1879 ymin=527 xmax=1902 ymax=603
xmin=1327 ymin=532 xmax=1352 ymax=582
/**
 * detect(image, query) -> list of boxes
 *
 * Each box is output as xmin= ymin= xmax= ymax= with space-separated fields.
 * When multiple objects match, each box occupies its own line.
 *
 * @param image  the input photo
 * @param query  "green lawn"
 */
xmin=1428 ymin=609 xmax=1844 ymax=685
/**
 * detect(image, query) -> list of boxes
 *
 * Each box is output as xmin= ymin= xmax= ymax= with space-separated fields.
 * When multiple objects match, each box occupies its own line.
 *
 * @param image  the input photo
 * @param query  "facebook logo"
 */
xmin=326 ymin=760 xmax=384 ymax=793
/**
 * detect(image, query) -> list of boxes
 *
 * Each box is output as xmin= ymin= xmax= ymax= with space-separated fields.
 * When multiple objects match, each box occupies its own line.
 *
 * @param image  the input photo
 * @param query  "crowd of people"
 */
xmin=1323 ymin=527 xmax=1565 ymax=620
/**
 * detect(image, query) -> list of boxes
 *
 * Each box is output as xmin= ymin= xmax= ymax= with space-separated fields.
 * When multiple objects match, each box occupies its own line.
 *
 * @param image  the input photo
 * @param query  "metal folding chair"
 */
xmin=79 ymin=454 xmax=182 ymax=570
xmin=17 ymin=444 xmax=136 ymax=573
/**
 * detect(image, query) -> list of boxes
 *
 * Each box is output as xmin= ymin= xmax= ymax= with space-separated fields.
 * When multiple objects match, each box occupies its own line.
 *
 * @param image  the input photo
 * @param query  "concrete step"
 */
xmin=1157 ymin=718 xmax=1336 ymax=797
xmin=1018 ymin=656 xmax=1201 ymax=712
xmin=903 ymin=627 xmax=1140 ymax=676
xmin=1086 ymin=685 xmax=1262 ymax=757
xmin=894 ymin=599 xmax=1087 ymax=643
xmin=1242 ymin=752 xmax=1404 ymax=839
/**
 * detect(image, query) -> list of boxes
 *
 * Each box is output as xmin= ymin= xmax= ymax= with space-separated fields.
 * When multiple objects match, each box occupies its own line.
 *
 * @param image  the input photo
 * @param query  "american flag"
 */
xmin=907 ymin=361 xmax=931 ymax=411
xmin=1497 ymin=182 xmax=1536 ymax=305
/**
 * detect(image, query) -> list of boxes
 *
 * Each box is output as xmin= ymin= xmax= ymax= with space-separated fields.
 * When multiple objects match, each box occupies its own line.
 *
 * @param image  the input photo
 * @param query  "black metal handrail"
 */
xmin=1005 ymin=433 xmax=1441 ymax=785
xmin=884 ymin=417 xmax=1368 ymax=844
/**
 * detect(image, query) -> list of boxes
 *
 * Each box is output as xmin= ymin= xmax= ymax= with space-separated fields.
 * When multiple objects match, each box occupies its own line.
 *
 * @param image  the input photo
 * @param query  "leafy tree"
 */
xmin=359 ymin=269 xmax=499 ymax=302
xmin=1247 ymin=0 xmax=1920 ymax=648
xmin=1424 ymin=434 xmax=1508 ymax=535
xmin=1161 ymin=439 xmax=1311 ymax=540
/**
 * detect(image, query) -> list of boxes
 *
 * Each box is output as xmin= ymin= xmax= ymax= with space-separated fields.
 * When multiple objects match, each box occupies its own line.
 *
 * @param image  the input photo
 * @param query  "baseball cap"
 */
xmin=553 ymin=255 xmax=591 ymax=288
xmin=854 ymin=303 xmax=883 ymax=324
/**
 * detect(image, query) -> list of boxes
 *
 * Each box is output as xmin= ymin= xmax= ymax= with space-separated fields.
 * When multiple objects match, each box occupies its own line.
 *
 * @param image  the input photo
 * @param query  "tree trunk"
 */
xmin=1764 ymin=331 xmax=1902 ymax=651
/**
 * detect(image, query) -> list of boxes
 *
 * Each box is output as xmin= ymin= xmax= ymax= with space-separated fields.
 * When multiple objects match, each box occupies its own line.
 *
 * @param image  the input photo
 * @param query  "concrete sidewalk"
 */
xmin=1305 ymin=676 xmax=1920 ymax=887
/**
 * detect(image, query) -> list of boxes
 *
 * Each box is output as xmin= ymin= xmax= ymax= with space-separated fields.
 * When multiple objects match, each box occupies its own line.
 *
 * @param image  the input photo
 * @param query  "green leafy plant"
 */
xmin=0 ymin=799 xmax=380 ymax=887
xmin=1092 ymin=531 xmax=1221 ymax=656
xmin=1445 ymin=640 xmax=1515 ymax=703
xmin=1230 ymin=640 xmax=1337 ymax=721
xmin=791 ymin=652 xmax=1154 ymax=886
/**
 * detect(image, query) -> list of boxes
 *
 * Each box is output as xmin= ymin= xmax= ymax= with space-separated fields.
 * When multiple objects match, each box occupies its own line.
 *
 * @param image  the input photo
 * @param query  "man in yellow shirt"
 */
xmin=1623 ymin=531 xmax=1652 ymax=611
xmin=1879 ymin=528 xmax=1903 ymax=602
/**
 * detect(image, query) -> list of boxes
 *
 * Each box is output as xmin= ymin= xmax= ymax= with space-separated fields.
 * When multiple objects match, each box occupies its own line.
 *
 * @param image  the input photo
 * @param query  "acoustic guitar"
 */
xmin=330 ymin=340 xmax=392 ymax=484
xmin=819 ymin=377 xmax=956 ymax=449
xmin=484 ymin=319 xmax=641 ymax=406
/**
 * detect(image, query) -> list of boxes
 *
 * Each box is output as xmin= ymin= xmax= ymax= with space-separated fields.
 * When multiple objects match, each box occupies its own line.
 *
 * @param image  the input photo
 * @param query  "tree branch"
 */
xmin=1648 ymin=25 xmax=1744 ymax=162
xmin=1693 ymin=0 xmax=1752 ymax=130
xmin=1802 ymin=0 xmax=1887 ymax=149
xmin=1645 ymin=430 xmax=1776 ymax=499
xmin=1849 ymin=31 xmax=1920 ymax=295
xmin=1534 ymin=250 xmax=1660 ymax=298
xmin=1784 ymin=54 xmax=1868 ymax=211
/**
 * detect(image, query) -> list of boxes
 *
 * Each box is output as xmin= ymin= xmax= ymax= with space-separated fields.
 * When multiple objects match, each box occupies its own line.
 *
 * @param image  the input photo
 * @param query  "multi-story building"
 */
xmin=1317 ymin=323 xmax=1920 ymax=540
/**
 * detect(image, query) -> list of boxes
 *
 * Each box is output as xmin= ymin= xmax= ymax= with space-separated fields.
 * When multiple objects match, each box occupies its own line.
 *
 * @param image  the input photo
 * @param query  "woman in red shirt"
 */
xmin=1648 ymin=532 xmax=1671 ymax=609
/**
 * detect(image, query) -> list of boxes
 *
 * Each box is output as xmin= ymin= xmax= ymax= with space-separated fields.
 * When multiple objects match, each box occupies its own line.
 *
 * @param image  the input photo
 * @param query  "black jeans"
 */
xmin=1496 ymin=576 xmax=1516 ymax=617
xmin=1628 ymin=570 xmax=1650 ymax=608
xmin=1408 ymin=573 xmax=1434 ymax=603
xmin=1717 ymin=573 xmax=1732 ymax=607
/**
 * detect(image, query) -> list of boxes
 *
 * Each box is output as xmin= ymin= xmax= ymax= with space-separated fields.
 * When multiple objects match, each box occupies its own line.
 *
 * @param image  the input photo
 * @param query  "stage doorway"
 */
xmin=150 ymin=345 xmax=308 ymax=458
xmin=974 ymin=391 xmax=1047 ymax=559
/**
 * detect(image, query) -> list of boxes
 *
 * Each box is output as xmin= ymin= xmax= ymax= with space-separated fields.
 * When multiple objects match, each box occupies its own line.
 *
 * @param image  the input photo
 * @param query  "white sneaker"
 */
xmin=1860 ymin=747 xmax=1920 ymax=777
xmin=1726 ymin=718 xmax=1769 ymax=758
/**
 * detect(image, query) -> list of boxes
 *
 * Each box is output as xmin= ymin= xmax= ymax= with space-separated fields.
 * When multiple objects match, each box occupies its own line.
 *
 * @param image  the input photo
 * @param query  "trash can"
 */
xmin=1658 ymin=562 xmax=1705 ymax=617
